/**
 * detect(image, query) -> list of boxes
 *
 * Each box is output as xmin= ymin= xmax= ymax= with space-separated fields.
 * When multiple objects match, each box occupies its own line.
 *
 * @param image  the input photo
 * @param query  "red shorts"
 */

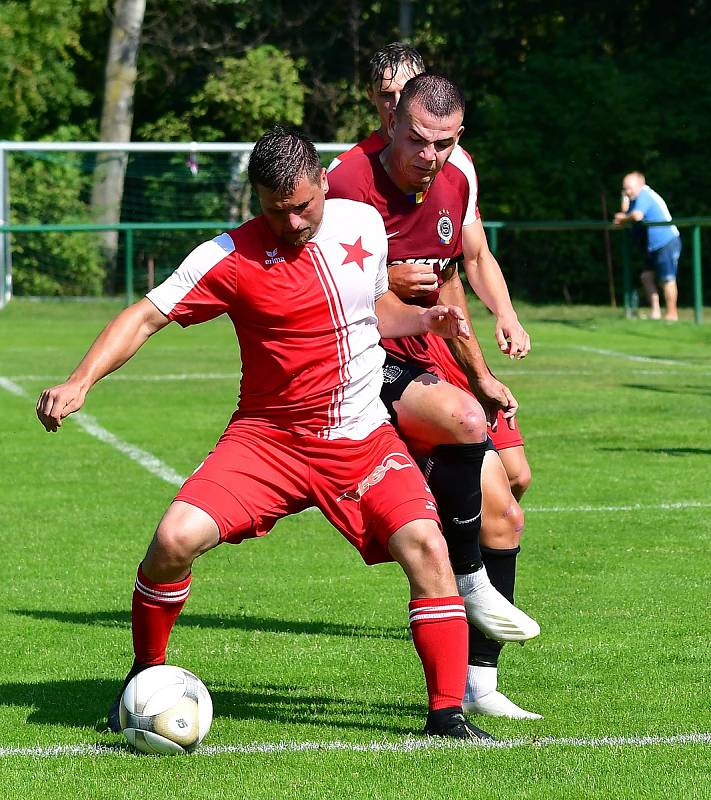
xmin=426 ymin=333 xmax=524 ymax=451
xmin=175 ymin=419 xmax=439 ymax=565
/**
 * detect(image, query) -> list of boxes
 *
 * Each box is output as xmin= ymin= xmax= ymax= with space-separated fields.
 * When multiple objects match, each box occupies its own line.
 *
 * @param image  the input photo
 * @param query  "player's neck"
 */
xmin=379 ymin=146 xmax=419 ymax=196
xmin=374 ymin=127 xmax=390 ymax=145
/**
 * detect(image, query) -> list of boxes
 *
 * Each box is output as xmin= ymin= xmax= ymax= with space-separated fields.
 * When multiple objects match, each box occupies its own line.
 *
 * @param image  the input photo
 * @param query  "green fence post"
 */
xmin=692 ymin=225 xmax=703 ymax=324
xmin=622 ymin=231 xmax=632 ymax=318
xmin=489 ymin=226 xmax=498 ymax=257
xmin=125 ymin=227 xmax=134 ymax=307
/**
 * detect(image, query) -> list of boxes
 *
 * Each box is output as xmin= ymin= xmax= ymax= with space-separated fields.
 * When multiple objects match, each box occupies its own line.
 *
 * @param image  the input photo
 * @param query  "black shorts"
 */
xmin=380 ymin=353 xmax=497 ymax=453
xmin=380 ymin=354 xmax=428 ymax=424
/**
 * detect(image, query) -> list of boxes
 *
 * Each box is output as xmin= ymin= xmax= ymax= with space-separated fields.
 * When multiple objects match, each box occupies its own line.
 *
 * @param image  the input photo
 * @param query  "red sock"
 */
xmin=409 ymin=596 xmax=467 ymax=710
xmin=131 ymin=564 xmax=191 ymax=665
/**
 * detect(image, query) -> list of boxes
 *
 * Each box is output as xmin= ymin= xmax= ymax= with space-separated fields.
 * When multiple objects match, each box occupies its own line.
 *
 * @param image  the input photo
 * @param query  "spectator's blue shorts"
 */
xmin=647 ymin=236 xmax=681 ymax=283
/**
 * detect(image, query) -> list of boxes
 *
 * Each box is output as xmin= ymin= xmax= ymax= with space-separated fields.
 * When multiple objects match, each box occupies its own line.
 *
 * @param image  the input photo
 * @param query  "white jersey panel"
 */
xmin=449 ymin=145 xmax=479 ymax=226
xmin=147 ymin=233 xmax=235 ymax=315
xmin=310 ymin=199 xmax=390 ymax=440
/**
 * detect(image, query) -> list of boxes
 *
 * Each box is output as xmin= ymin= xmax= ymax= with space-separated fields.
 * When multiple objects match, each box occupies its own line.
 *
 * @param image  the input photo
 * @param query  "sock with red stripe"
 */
xmin=131 ymin=564 xmax=191 ymax=666
xmin=408 ymin=596 xmax=468 ymax=710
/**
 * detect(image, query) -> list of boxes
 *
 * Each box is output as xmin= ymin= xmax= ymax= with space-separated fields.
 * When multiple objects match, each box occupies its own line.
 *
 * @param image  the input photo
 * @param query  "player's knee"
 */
xmin=390 ymin=521 xmax=450 ymax=573
xmin=151 ymin=524 xmax=199 ymax=569
xmin=509 ymin=462 xmax=532 ymax=500
xmin=442 ymin=395 xmax=487 ymax=443
xmin=151 ymin=507 xmax=218 ymax=570
xmin=483 ymin=500 xmax=524 ymax=549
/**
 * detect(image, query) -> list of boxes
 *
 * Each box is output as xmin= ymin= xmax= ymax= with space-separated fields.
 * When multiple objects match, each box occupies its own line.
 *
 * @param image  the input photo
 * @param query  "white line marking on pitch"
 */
xmin=3 ymin=378 xmax=709 ymax=514
xmin=8 ymin=366 xmax=711 ymax=382
xmin=0 ymin=378 xmax=185 ymax=486
xmin=567 ymin=345 xmax=692 ymax=367
xmin=6 ymin=373 xmax=241 ymax=382
xmin=526 ymin=501 xmax=711 ymax=513
xmin=0 ymin=732 xmax=708 ymax=758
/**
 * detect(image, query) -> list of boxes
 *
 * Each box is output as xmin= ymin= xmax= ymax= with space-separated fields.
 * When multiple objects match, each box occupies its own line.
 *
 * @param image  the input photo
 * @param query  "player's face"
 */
xmin=257 ymin=169 xmax=329 ymax=246
xmin=368 ymin=64 xmax=422 ymax=133
xmin=387 ymin=102 xmax=464 ymax=193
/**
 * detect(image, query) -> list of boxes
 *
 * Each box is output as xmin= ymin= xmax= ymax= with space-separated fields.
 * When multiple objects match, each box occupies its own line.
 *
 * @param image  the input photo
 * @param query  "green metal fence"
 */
xmin=1 ymin=217 xmax=709 ymax=322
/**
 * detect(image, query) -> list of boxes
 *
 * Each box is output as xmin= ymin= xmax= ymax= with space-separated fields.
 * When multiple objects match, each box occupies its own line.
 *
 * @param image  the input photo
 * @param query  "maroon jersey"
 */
xmin=327 ymin=145 xmax=479 ymax=370
xmin=328 ymin=130 xmax=385 ymax=171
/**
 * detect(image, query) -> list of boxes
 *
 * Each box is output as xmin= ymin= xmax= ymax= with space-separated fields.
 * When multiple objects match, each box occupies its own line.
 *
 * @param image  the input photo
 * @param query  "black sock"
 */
xmin=426 ymin=442 xmax=487 ymax=574
xmin=467 ymin=545 xmax=520 ymax=667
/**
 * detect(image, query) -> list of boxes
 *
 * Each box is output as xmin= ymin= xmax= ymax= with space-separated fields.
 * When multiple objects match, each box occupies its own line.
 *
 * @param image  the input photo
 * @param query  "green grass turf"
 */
xmin=1 ymin=298 xmax=710 ymax=799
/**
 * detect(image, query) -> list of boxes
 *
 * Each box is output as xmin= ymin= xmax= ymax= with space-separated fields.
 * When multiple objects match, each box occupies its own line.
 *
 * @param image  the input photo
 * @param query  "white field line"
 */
xmin=525 ymin=501 xmax=711 ymax=513
xmin=299 ymin=499 xmax=711 ymax=517
xmin=7 ymin=366 xmax=711 ymax=381
xmin=3 ymin=377 xmax=709 ymax=514
xmin=567 ymin=345 xmax=692 ymax=367
xmin=0 ymin=378 xmax=185 ymax=486
xmin=0 ymin=732 xmax=709 ymax=758
xmin=5 ymin=373 xmax=242 ymax=382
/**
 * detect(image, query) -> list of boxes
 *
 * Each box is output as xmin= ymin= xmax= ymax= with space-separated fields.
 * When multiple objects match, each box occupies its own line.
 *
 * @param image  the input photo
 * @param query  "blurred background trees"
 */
xmin=2 ymin=0 xmax=709 ymax=301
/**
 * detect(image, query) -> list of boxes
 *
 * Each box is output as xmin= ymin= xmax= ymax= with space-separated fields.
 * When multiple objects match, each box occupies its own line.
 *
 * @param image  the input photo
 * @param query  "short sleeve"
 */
xmin=448 ymin=146 xmax=480 ymax=226
xmin=631 ymin=191 xmax=652 ymax=219
xmin=146 ymin=232 xmax=236 ymax=326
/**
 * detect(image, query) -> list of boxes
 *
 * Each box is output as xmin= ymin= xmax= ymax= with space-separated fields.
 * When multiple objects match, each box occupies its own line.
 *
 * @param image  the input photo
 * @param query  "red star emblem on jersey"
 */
xmin=340 ymin=237 xmax=372 ymax=270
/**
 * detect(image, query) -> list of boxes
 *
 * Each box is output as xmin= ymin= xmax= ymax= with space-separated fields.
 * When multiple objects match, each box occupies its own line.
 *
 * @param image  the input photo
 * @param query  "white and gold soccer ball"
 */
xmin=119 ymin=665 xmax=213 ymax=754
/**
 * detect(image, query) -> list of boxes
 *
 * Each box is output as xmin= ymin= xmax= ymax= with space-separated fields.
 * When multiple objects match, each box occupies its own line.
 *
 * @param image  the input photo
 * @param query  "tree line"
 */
xmin=2 ymin=0 xmax=709 ymax=302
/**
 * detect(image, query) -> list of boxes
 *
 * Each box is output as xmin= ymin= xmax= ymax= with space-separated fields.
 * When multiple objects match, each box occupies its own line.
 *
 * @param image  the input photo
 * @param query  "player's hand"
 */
xmin=495 ymin=315 xmax=531 ymax=360
xmin=36 ymin=381 xmax=87 ymax=432
xmin=388 ymin=261 xmax=438 ymax=299
xmin=613 ymin=212 xmax=628 ymax=225
xmin=471 ymin=374 xmax=518 ymax=430
xmin=422 ymin=304 xmax=470 ymax=340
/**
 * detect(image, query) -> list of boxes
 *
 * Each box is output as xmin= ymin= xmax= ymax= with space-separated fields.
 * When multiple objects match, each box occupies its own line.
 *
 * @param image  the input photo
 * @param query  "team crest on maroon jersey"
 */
xmin=437 ymin=210 xmax=454 ymax=245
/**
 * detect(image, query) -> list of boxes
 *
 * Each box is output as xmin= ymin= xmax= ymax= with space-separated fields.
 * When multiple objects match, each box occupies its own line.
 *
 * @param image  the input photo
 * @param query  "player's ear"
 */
xmin=456 ymin=125 xmax=465 ymax=143
xmin=321 ymin=167 xmax=329 ymax=194
xmin=387 ymin=109 xmax=397 ymax=139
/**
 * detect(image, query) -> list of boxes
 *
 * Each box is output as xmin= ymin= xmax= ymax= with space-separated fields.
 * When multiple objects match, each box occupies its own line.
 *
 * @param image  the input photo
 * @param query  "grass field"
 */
xmin=1 ymin=298 xmax=710 ymax=799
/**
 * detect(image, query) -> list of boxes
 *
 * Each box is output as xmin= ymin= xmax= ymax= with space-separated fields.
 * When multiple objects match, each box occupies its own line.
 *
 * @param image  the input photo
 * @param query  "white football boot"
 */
xmin=456 ymin=567 xmax=540 ymax=642
xmin=463 ymin=665 xmax=543 ymax=720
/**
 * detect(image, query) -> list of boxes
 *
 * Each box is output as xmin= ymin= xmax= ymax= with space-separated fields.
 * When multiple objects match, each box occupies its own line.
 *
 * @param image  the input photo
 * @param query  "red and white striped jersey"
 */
xmin=147 ymin=198 xmax=390 ymax=440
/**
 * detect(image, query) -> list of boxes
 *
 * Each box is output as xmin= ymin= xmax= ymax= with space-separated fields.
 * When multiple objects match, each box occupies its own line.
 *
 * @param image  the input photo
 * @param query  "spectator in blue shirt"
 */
xmin=614 ymin=172 xmax=681 ymax=321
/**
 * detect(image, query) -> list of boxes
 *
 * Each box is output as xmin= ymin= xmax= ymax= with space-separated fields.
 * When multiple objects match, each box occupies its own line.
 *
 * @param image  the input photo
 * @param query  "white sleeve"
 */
xmin=372 ymin=213 xmax=389 ymax=299
xmin=449 ymin=146 xmax=480 ymax=226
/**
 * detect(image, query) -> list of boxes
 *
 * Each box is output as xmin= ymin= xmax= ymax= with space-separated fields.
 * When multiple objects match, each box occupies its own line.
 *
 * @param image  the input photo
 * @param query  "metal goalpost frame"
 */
xmin=0 ymin=140 xmax=350 ymax=309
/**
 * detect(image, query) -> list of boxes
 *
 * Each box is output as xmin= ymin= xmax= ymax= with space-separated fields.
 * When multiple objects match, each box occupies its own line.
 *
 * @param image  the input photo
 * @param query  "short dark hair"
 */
xmin=368 ymin=42 xmax=425 ymax=87
xmin=396 ymin=73 xmax=465 ymax=121
xmin=248 ymin=125 xmax=322 ymax=195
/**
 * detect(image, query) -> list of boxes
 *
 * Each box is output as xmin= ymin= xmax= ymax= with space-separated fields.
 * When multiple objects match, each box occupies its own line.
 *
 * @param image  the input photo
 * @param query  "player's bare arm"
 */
xmin=387 ymin=260 xmax=438 ymax=299
xmin=461 ymin=218 xmax=531 ymax=360
xmin=374 ymin=290 xmax=469 ymax=340
xmin=36 ymin=298 xmax=170 ymax=432
xmin=438 ymin=273 xmax=518 ymax=429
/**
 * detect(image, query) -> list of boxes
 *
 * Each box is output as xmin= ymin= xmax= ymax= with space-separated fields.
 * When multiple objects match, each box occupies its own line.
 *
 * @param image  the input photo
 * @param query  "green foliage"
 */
xmin=0 ymin=0 xmax=105 ymax=139
xmin=10 ymin=127 xmax=104 ymax=296
xmin=4 ymin=0 xmax=711 ymax=303
xmin=192 ymin=46 xmax=305 ymax=139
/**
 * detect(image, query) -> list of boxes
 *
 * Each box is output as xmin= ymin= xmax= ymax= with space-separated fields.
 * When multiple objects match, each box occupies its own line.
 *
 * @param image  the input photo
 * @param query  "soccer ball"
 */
xmin=119 ymin=665 xmax=213 ymax=754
